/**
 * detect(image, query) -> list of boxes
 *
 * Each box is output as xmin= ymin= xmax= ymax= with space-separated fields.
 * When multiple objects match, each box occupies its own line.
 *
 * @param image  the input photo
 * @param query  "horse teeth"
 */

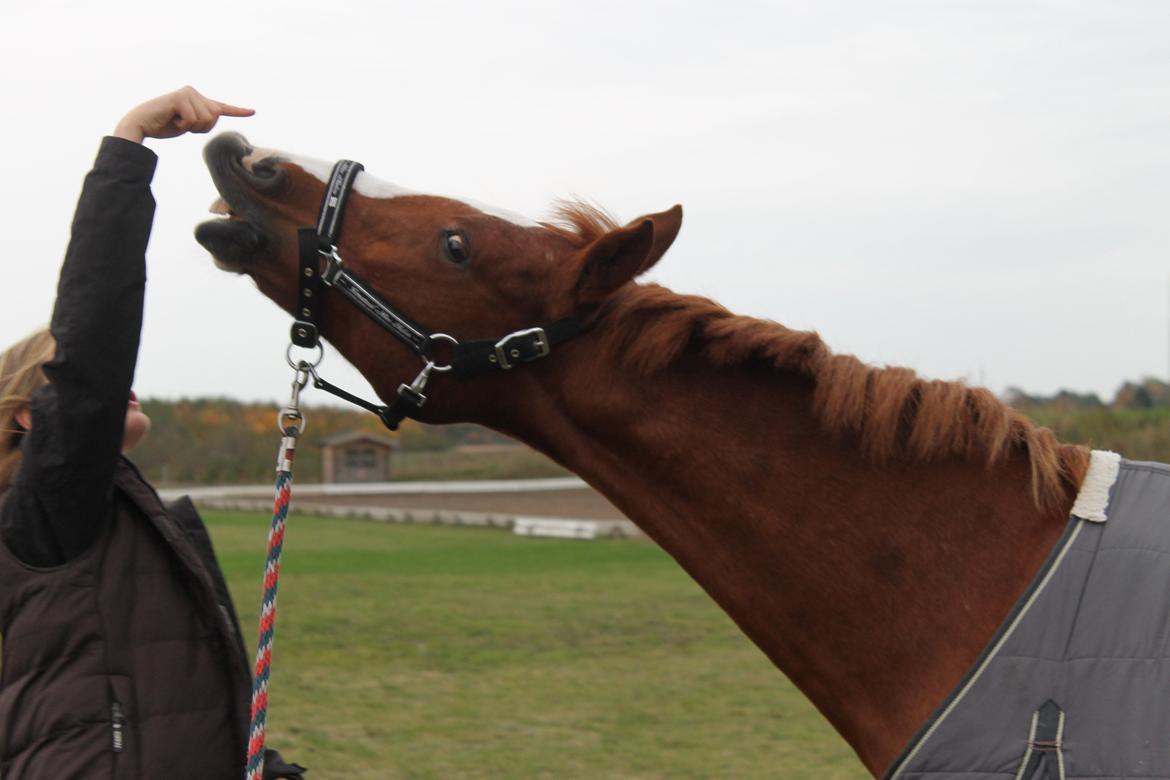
xmin=209 ymin=197 xmax=232 ymax=216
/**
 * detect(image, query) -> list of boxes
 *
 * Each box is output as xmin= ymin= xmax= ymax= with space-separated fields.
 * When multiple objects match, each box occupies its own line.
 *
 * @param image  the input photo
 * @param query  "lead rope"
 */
xmin=246 ymin=364 xmax=310 ymax=780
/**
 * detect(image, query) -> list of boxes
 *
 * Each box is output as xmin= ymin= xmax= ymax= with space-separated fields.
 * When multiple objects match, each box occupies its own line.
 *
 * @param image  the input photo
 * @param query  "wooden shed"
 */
xmin=320 ymin=431 xmax=397 ymax=483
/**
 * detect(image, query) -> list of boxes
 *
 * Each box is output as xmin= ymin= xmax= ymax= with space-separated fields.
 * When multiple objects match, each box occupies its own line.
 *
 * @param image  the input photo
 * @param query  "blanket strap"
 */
xmin=1015 ymin=699 xmax=1066 ymax=780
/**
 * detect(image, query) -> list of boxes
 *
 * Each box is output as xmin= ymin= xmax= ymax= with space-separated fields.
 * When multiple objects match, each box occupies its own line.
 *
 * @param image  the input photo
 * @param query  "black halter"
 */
xmin=289 ymin=159 xmax=592 ymax=430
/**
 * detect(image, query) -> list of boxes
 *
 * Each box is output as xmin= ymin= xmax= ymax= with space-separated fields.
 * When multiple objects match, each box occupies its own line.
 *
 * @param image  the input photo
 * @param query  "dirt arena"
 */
xmin=315 ymin=488 xmax=625 ymax=519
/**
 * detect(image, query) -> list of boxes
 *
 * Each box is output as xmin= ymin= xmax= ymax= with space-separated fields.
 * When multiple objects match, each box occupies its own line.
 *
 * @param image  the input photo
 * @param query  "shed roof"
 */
xmin=319 ymin=431 xmax=399 ymax=449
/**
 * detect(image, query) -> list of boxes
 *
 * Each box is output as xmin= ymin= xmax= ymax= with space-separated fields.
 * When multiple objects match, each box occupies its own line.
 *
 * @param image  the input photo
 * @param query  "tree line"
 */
xmin=1007 ymin=377 xmax=1170 ymax=463
xmin=131 ymin=379 xmax=1170 ymax=486
xmin=131 ymin=397 xmax=514 ymax=486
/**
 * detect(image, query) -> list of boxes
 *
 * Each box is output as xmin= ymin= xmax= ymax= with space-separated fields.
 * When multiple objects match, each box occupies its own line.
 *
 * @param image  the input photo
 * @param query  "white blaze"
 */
xmin=274 ymin=150 xmax=540 ymax=228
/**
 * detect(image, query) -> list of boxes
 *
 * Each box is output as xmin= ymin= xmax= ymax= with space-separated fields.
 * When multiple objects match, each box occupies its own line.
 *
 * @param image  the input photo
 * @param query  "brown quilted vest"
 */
xmin=0 ymin=460 xmax=252 ymax=778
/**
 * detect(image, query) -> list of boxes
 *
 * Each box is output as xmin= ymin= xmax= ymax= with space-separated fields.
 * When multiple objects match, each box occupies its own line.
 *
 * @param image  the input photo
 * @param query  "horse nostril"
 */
xmin=246 ymin=158 xmax=288 ymax=195
xmin=252 ymin=158 xmax=278 ymax=179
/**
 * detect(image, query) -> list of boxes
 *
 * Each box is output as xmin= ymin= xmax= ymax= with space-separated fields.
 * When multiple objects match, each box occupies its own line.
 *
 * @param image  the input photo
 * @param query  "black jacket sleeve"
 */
xmin=0 ymin=136 xmax=157 ymax=567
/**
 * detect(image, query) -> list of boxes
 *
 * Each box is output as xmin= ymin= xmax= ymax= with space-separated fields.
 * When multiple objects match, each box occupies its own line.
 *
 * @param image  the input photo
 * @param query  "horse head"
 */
xmin=196 ymin=132 xmax=682 ymax=423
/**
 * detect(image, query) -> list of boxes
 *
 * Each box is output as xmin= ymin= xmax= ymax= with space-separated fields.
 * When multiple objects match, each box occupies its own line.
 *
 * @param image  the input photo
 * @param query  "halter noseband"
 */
xmin=289 ymin=159 xmax=591 ymax=430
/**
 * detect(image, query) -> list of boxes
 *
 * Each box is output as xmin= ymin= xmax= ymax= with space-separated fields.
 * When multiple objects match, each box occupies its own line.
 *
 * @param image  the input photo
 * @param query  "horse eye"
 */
xmin=443 ymin=231 xmax=471 ymax=265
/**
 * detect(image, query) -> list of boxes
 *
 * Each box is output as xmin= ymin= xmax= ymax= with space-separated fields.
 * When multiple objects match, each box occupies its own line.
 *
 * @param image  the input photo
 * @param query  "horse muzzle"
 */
xmin=203 ymin=132 xmax=287 ymax=196
xmin=195 ymin=132 xmax=284 ymax=270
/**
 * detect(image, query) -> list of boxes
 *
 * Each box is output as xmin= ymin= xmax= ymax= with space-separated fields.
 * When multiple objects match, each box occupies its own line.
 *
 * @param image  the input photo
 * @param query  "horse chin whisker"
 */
xmin=211 ymin=256 xmax=247 ymax=274
xmin=194 ymin=217 xmax=267 ymax=272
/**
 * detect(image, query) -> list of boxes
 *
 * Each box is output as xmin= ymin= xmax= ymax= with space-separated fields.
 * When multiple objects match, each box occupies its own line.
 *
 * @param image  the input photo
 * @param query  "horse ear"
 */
xmin=572 ymin=205 xmax=683 ymax=303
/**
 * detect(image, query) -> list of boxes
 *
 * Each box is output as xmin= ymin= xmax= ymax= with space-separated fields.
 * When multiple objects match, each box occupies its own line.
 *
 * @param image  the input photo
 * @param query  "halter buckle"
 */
xmin=384 ymin=361 xmax=435 ymax=429
xmin=493 ymin=328 xmax=549 ymax=370
xmin=319 ymin=246 xmax=344 ymax=285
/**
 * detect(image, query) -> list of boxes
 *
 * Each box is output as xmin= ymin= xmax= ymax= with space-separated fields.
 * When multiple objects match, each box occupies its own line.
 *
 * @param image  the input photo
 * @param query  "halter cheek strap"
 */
xmin=290 ymin=159 xmax=594 ymax=430
xmin=316 ymin=159 xmax=363 ymax=243
xmin=291 ymin=161 xmax=365 ymax=350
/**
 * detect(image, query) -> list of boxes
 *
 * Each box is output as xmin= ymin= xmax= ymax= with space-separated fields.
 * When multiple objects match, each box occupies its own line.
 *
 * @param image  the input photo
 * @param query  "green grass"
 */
xmin=211 ymin=511 xmax=869 ymax=780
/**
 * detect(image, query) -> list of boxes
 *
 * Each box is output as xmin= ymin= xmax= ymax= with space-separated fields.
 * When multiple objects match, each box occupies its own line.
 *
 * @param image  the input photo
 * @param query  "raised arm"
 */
xmin=1 ymin=87 xmax=253 ymax=567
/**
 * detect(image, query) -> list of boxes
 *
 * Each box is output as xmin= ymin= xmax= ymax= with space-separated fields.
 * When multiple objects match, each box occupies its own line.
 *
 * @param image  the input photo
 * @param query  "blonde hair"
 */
xmin=0 ymin=328 xmax=55 ymax=493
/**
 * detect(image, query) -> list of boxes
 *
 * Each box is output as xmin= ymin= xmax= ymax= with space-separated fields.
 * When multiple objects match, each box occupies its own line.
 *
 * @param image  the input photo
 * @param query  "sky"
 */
xmin=2 ymin=1 xmax=1169 ymax=408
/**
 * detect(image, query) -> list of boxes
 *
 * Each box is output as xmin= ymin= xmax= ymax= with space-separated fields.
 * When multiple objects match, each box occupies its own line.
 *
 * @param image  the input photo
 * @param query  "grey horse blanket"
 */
xmin=885 ymin=450 xmax=1170 ymax=780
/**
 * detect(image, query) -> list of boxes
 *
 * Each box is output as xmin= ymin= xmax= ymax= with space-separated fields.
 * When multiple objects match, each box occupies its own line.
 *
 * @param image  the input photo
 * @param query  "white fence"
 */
xmin=191 ymin=496 xmax=642 ymax=540
xmin=159 ymin=476 xmax=587 ymax=502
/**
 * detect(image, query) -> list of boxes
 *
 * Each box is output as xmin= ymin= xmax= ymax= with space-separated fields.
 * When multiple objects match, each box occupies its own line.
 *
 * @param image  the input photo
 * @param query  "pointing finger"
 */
xmin=213 ymin=100 xmax=257 ymax=118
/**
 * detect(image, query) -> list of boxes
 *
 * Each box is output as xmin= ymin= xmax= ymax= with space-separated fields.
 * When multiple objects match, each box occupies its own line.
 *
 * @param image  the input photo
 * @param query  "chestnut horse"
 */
xmin=196 ymin=132 xmax=1090 ymax=776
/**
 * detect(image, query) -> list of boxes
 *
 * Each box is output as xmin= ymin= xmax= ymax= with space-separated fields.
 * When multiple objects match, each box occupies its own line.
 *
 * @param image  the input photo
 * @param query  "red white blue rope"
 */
xmin=246 ymin=432 xmax=297 ymax=780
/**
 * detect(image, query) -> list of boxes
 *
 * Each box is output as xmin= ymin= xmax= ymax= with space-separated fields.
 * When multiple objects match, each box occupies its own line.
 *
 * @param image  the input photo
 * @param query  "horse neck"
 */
xmin=485 ymin=338 xmax=1075 ymax=776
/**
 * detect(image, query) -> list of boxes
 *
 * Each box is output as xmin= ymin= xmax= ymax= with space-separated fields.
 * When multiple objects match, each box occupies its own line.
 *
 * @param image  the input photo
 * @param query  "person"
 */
xmin=0 ymin=87 xmax=304 ymax=779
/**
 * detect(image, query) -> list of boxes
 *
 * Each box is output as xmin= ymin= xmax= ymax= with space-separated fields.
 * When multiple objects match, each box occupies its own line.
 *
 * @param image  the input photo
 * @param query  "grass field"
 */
xmin=210 ymin=510 xmax=870 ymax=780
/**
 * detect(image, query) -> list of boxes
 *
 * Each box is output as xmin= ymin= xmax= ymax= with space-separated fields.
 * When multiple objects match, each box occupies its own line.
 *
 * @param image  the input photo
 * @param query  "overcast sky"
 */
xmin=3 ymin=1 xmax=1168 ymax=407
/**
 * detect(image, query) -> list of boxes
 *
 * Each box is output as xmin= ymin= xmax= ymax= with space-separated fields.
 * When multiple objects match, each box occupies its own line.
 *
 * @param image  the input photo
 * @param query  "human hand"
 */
xmin=112 ymin=86 xmax=254 ymax=144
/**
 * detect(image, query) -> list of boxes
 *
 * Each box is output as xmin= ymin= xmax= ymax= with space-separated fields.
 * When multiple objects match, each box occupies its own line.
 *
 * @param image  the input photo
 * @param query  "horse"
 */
xmin=196 ymin=132 xmax=1159 ymax=779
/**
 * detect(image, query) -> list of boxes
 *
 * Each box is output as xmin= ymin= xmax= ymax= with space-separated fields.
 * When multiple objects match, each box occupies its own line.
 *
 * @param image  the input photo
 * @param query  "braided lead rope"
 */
xmin=246 ymin=368 xmax=308 ymax=780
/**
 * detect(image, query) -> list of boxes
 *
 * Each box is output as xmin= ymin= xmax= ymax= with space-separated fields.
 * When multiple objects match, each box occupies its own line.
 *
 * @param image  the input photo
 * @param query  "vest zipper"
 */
xmin=220 ymin=603 xmax=238 ymax=640
xmin=111 ymin=701 xmax=125 ymax=753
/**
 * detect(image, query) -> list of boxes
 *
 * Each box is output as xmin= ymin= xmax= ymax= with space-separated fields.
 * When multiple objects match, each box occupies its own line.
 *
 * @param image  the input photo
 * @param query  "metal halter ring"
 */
xmin=426 ymin=333 xmax=459 ymax=373
xmin=276 ymin=407 xmax=307 ymax=436
xmin=286 ymin=341 xmax=324 ymax=370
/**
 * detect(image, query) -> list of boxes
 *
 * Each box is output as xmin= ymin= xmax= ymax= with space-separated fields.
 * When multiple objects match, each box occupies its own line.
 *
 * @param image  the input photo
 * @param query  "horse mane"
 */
xmin=543 ymin=201 xmax=621 ymax=245
xmin=539 ymin=199 xmax=1089 ymax=509
xmin=595 ymin=282 xmax=1090 ymax=512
